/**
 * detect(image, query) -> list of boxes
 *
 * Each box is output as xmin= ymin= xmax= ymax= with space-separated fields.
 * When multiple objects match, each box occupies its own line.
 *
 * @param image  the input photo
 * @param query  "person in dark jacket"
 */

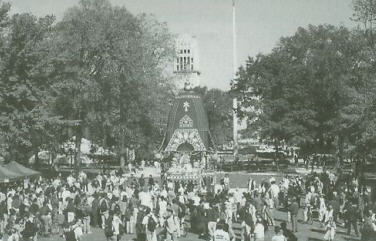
xmin=328 ymin=194 xmax=340 ymax=223
xmin=91 ymin=194 xmax=100 ymax=227
xmin=22 ymin=213 xmax=38 ymax=241
xmin=344 ymin=201 xmax=359 ymax=236
xmin=29 ymin=199 xmax=39 ymax=215
xmin=361 ymin=210 xmax=376 ymax=241
xmin=136 ymin=207 xmax=146 ymax=241
xmin=63 ymin=223 xmax=77 ymax=241
xmin=289 ymin=198 xmax=299 ymax=233
xmin=148 ymin=175 xmax=154 ymax=187
xmin=242 ymin=208 xmax=255 ymax=241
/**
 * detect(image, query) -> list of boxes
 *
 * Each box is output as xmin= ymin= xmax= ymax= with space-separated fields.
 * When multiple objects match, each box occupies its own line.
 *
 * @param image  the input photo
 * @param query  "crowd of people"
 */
xmin=0 ymin=166 xmax=375 ymax=241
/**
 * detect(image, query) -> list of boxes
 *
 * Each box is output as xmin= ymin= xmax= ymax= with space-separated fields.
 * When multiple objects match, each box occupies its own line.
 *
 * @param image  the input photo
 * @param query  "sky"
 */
xmin=9 ymin=0 xmax=356 ymax=90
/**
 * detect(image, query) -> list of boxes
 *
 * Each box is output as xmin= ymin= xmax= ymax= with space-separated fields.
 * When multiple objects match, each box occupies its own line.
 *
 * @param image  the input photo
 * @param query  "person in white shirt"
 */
xmin=324 ymin=204 xmax=334 ymax=224
xmin=213 ymin=220 xmax=230 ymax=241
xmin=192 ymin=194 xmax=200 ymax=207
xmin=303 ymin=190 xmax=313 ymax=223
xmin=248 ymin=178 xmax=257 ymax=193
xmin=139 ymin=187 xmax=153 ymax=210
xmin=6 ymin=194 xmax=12 ymax=214
xmin=66 ymin=174 xmax=75 ymax=187
xmin=142 ymin=208 xmax=158 ymax=241
xmin=270 ymin=181 xmax=280 ymax=209
xmin=318 ymin=194 xmax=327 ymax=223
xmin=223 ymin=174 xmax=230 ymax=191
xmin=323 ymin=217 xmax=336 ymax=241
xmin=165 ymin=209 xmax=177 ymax=241
xmin=253 ymin=215 xmax=265 ymax=241
xmin=112 ymin=213 xmax=123 ymax=241
xmin=158 ymin=197 xmax=168 ymax=226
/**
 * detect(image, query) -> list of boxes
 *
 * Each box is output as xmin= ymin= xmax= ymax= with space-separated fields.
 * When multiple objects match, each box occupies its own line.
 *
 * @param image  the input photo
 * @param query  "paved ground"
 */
xmin=39 ymin=172 xmax=361 ymax=241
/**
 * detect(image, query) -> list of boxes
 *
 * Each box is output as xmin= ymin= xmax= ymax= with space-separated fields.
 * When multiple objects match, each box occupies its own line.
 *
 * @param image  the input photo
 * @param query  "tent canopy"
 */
xmin=0 ymin=165 xmax=23 ymax=183
xmin=5 ymin=161 xmax=40 ymax=177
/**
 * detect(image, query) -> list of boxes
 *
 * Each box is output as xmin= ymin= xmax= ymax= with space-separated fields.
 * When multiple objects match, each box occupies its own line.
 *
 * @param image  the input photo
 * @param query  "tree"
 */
xmin=232 ymin=25 xmax=366 ymax=162
xmin=193 ymin=86 xmax=233 ymax=147
xmin=50 ymin=0 xmax=175 ymax=166
xmin=352 ymin=0 xmax=376 ymax=45
xmin=0 ymin=5 xmax=64 ymax=163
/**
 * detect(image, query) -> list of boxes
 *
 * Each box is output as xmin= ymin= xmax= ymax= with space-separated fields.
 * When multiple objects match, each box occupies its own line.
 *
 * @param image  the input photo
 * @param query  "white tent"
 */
xmin=62 ymin=137 xmax=114 ymax=156
xmin=28 ymin=150 xmax=52 ymax=164
xmin=29 ymin=137 xmax=114 ymax=165
xmin=62 ymin=137 xmax=92 ymax=155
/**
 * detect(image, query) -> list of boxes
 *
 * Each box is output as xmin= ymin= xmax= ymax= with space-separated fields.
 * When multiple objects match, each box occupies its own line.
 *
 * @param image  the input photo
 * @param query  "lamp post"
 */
xmin=232 ymin=0 xmax=238 ymax=162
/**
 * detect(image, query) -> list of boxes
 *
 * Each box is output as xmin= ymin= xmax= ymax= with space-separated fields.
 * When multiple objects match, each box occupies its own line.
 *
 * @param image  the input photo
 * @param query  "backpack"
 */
xmin=147 ymin=216 xmax=157 ymax=232
xmin=100 ymin=199 xmax=108 ymax=212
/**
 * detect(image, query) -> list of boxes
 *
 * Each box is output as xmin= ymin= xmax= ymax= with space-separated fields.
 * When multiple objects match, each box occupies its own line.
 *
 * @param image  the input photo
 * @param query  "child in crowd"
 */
xmin=324 ymin=217 xmax=336 ymax=241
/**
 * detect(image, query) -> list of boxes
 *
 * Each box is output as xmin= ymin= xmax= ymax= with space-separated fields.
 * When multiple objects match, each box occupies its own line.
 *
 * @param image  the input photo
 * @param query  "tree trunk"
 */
xmin=336 ymin=135 xmax=344 ymax=171
xmin=75 ymin=133 xmax=82 ymax=170
xmin=274 ymin=140 xmax=280 ymax=172
xmin=119 ymin=134 xmax=126 ymax=170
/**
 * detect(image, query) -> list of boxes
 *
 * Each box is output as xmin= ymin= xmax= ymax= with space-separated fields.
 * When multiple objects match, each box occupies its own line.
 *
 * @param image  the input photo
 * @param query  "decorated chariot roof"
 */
xmin=161 ymin=89 xmax=214 ymax=152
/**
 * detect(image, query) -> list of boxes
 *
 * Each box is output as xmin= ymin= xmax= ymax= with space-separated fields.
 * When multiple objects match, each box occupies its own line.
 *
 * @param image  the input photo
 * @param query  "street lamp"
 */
xmin=232 ymin=0 xmax=239 ymax=162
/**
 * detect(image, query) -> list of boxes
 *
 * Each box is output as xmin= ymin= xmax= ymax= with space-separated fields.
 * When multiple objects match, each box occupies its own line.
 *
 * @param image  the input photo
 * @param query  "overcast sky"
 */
xmin=9 ymin=0 xmax=356 ymax=90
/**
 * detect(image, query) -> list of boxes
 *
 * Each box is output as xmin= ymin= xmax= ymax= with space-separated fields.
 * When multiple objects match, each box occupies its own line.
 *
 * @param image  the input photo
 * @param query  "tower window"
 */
xmin=187 ymin=49 xmax=190 ymax=54
xmin=191 ymin=64 xmax=193 ymax=70
xmin=176 ymin=58 xmax=179 ymax=63
xmin=191 ymin=58 xmax=193 ymax=63
xmin=177 ymin=65 xmax=179 ymax=71
xmin=184 ymin=49 xmax=186 ymax=54
xmin=180 ymin=50 xmax=183 ymax=54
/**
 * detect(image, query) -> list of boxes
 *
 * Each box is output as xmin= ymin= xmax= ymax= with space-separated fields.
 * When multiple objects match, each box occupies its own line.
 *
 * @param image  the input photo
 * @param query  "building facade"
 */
xmin=173 ymin=34 xmax=200 ymax=89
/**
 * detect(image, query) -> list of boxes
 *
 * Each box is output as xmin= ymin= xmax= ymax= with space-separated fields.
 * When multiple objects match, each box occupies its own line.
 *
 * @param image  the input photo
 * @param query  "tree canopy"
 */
xmin=0 ymin=0 xmax=176 ymax=164
xmin=232 ymin=24 xmax=376 ymax=160
xmin=193 ymin=86 xmax=233 ymax=147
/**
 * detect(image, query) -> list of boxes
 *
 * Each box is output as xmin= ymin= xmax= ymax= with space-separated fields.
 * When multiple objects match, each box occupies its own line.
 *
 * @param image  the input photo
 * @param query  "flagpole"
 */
xmin=232 ymin=0 xmax=238 ymax=161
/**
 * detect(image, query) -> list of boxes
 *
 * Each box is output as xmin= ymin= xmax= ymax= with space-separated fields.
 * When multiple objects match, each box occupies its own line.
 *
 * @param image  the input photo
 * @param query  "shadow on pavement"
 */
xmin=274 ymin=218 xmax=285 ymax=223
xmin=310 ymin=228 xmax=325 ymax=234
xmin=343 ymin=236 xmax=360 ymax=241
xmin=336 ymin=230 xmax=347 ymax=235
